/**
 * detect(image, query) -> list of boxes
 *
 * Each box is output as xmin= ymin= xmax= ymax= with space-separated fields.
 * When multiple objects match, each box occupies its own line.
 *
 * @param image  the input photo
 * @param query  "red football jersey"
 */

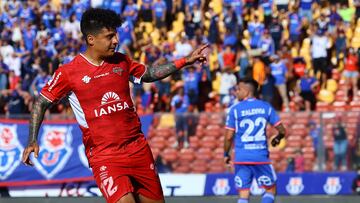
xmin=40 ymin=53 xmax=147 ymax=165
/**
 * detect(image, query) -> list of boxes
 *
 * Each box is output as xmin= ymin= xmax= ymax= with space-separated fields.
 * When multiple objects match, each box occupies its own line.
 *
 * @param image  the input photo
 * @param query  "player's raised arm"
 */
xmin=271 ymin=123 xmax=286 ymax=147
xmin=22 ymin=94 xmax=52 ymax=166
xmin=141 ymin=44 xmax=209 ymax=82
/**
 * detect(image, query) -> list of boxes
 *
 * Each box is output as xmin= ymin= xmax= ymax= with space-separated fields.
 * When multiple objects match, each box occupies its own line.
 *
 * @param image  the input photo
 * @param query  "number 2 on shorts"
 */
xmin=101 ymin=176 xmax=118 ymax=197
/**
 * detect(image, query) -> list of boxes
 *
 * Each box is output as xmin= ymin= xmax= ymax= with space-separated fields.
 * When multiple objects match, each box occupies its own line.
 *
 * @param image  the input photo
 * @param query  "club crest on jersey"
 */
xmin=78 ymin=144 xmax=90 ymax=169
xmin=0 ymin=124 xmax=23 ymax=180
xmin=33 ymin=126 xmax=73 ymax=179
xmin=94 ymin=92 xmax=130 ymax=117
xmin=82 ymin=75 xmax=91 ymax=84
xmin=212 ymin=178 xmax=230 ymax=195
xmin=323 ymin=177 xmax=342 ymax=195
xmin=113 ymin=67 xmax=124 ymax=76
xmin=286 ymin=177 xmax=304 ymax=195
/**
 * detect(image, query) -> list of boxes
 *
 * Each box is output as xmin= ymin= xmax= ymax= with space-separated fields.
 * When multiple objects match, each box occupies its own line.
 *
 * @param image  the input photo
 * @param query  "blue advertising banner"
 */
xmin=0 ymin=121 xmax=93 ymax=186
xmin=204 ymin=172 xmax=357 ymax=196
xmin=0 ymin=115 xmax=153 ymax=186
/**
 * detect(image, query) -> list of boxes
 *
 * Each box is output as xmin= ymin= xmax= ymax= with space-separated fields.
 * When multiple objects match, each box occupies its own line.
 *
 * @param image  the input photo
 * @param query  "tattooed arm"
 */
xmin=22 ymin=95 xmax=52 ymax=166
xmin=141 ymin=44 xmax=209 ymax=82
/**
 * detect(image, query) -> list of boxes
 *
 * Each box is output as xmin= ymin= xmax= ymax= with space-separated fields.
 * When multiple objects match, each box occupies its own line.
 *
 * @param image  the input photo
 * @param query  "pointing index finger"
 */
xmin=198 ymin=44 xmax=209 ymax=53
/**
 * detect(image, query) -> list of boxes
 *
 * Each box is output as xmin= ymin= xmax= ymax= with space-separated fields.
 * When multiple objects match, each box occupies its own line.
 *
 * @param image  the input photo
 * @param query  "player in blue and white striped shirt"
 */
xmin=224 ymin=78 xmax=286 ymax=203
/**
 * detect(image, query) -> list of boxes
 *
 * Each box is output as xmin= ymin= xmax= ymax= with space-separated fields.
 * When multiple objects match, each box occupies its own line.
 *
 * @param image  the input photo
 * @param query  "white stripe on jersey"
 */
xmin=268 ymin=107 xmax=272 ymax=116
xmin=39 ymin=92 xmax=53 ymax=103
xmin=80 ymin=53 xmax=104 ymax=67
xmin=234 ymin=109 xmax=238 ymax=132
xmin=270 ymin=164 xmax=277 ymax=181
xmin=68 ymin=92 xmax=89 ymax=128
xmin=133 ymin=65 xmax=147 ymax=84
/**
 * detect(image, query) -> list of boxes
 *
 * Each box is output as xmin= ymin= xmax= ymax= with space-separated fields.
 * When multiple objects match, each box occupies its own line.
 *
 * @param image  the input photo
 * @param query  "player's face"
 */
xmin=91 ymin=27 xmax=119 ymax=57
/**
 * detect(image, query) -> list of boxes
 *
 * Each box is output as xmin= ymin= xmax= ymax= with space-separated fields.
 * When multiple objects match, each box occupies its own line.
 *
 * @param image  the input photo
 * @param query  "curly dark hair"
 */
xmin=80 ymin=8 xmax=122 ymax=42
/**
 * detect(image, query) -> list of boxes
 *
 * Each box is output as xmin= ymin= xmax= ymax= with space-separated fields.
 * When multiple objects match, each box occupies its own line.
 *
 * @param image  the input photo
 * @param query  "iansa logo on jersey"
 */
xmin=94 ymin=92 xmax=130 ymax=117
xmin=0 ymin=124 xmax=23 ymax=180
xmin=82 ymin=75 xmax=91 ymax=84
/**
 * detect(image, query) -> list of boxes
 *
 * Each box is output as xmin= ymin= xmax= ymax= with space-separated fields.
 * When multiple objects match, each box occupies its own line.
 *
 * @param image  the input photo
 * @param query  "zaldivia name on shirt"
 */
xmin=241 ymin=108 xmax=265 ymax=116
xmin=244 ymin=144 xmax=266 ymax=150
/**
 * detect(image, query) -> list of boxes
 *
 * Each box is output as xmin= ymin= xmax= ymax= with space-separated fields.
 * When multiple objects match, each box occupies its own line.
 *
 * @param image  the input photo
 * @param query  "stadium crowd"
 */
xmin=0 ymin=0 xmax=359 ymax=117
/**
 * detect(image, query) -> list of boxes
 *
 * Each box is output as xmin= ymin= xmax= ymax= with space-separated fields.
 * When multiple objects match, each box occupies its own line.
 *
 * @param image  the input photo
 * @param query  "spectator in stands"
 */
xmin=293 ymin=57 xmax=306 ymax=78
xmin=123 ymin=0 xmax=139 ymax=23
xmin=270 ymin=54 xmax=289 ymax=111
xmin=175 ymin=35 xmax=193 ymax=58
xmin=343 ymin=48 xmax=359 ymax=101
xmin=253 ymin=56 xmax=266 ymax=86
xmin=153 ymin=0 xmax=167 ymax=36
xmin=259 ymin=0 xmax=273 ymax=27
xmin=308 ymin=120 xmax=320 ymax=155
xmin=237 ymin=49 xmax=249 ymax=79
xmin=258 ymin=29 xmax=275 ymax=65
xmin=333 ymin=116 xmax=348 ymax=171
xmin=275 ymin=0 xmax=289 ymax=12
xmin=269 ymin=17 xmax=283 ymax=52
xmin=219 ymin=67 xmax=237 ymax=105
xmin=139 ymin=0 xmax=153 ymax=23
xmin=354 ymin=139 xmax=360 ymax=171
xmin=1 ymin=82 xmax=30 ymax=117
xmin=299 ymin=0 xmax=314 ymax=21
xmin=297 ymin=69 xmax=319 ymax=111
xmin=207 ymin=8 xmax=220 ymax=45
xmin=294 ymin=149 xmax=305 ymax=172
xmin=311 ymin=28 xmax=331 ymax=86
xmin=30 ymin=69 xmax=51 ymax=97
xmin=0 ymin=55 xmax=9 ymax=90
xmin=355 ymin=0 xmax=360 ymax=19
xmin=316 ymin=13 xmax=329 ymax=34
xmin=286 ymin=157 xmax=295 ymax=172
xmin=289 ymin=7 xmax=301 ymax=43
xmin=328 ymin=4 xmax=342 ymax=33
xmin=337 ymin=3 xmax=355 ymax=25
xmin=334 ymin=30 xmax=347 ymax=62
xmin=261 ymin=68 xmax=276 ymax=105
xmin=183 ymin=66 xmax=201 ymax=108
xmin=248 ymin=15 xmax=265 ymax=49
xmin=155 ymin=154 xmax=173 ymax=173
xmin=352 ymin=166 xmax=360 ymax=195
xmin=222 ymin=45 xmax=236 ymax=70
xmin=171 ymin=87 xmax=190 ymax=148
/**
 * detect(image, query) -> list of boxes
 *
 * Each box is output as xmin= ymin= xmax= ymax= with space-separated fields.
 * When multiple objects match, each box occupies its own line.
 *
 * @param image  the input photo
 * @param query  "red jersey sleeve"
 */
xmin=126 ymin=56 xmax=146 ymax=84
xmin=40 ymin=66 xmax=72 ymax=103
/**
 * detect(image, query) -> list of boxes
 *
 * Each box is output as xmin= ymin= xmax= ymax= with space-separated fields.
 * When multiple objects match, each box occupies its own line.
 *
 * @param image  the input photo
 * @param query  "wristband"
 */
xmin=224 ymin=152 xmax=230 ymax=157
xmin=174 ymin=58 xmax=187 ymax=69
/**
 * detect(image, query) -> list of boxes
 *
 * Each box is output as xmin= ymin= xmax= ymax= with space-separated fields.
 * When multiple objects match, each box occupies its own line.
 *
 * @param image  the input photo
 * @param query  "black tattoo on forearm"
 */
xmin=142 ymin=62 xmax=178 ymax=82
xmin=28 ymin=96 xmax=52 ymax=144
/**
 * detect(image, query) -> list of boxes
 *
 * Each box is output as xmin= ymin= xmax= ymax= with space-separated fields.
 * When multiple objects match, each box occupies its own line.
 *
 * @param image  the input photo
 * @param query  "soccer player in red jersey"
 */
xmin=22 ymin=8 xmax=208 ymax=203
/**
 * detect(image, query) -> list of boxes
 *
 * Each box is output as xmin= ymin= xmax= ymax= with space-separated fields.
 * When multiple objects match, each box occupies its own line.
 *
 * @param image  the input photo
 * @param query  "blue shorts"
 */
xmin=234 ymin=164 xmax=277 ymax=190
xmin=343 ymin=70 xmax=359 ymax=78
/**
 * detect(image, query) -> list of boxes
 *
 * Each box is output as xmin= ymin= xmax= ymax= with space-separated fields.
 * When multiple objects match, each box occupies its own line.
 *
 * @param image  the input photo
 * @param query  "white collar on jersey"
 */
xmin=80 ymin=53 xmax=105 ymax=67
xmin=243 ymin=97 xmax=256 ymax=101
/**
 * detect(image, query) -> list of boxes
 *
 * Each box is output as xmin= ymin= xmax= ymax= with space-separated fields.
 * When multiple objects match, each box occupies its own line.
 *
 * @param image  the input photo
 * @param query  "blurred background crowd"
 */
xmin=0 ymin=0 xmax=359 ymax=117
xmin=0 ymin=0 xmax=360 ymax=173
